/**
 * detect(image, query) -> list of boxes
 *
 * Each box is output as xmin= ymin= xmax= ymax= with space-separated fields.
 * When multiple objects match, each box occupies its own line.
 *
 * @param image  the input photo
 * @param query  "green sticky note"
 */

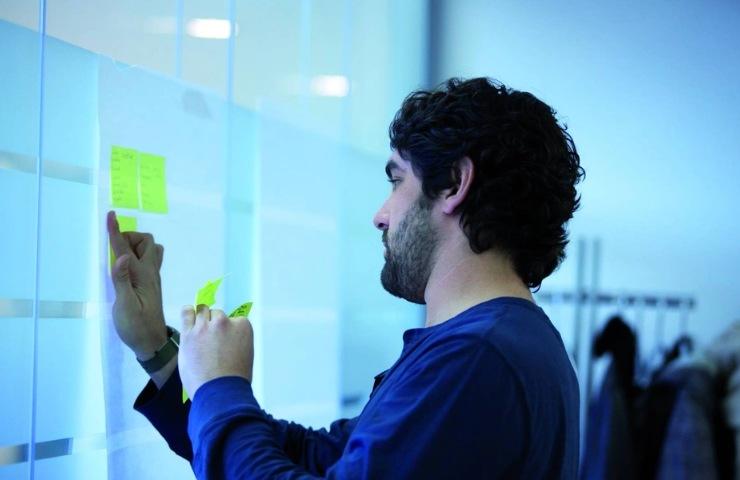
xmin=182 ymin=300 xmax=254 ymax=403
xmin=195 ymin=277 xmax=223 ymax=307
xmin=110 ymin=146 xmax=140 ymax=209
xmin=109 ymin=215 xmax=138 ymax=268
xmin=117 ymin=215 xmax=138 ymax=233
xmin=187 ymin=273 xmax=252 ymax=403
xmin=229 ymin=302 xmax=253 ymax=318
xmin=139 ymin=152 xmax=168 ymax=213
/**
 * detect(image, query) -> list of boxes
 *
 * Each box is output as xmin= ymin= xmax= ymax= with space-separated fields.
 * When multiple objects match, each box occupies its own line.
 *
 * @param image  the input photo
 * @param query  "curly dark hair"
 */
xmin=389 ymin=77 xmax=584 ymax=290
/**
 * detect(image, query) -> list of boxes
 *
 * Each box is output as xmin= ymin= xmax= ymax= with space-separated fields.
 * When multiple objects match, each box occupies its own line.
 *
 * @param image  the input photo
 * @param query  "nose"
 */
xmin=373 ymin=204 xmax=389 ymax=231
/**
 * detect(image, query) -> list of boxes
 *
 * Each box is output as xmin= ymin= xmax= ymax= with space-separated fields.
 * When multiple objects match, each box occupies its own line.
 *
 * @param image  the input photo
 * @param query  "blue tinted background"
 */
xmin=1 ymin=1 xmax=739 ymax=479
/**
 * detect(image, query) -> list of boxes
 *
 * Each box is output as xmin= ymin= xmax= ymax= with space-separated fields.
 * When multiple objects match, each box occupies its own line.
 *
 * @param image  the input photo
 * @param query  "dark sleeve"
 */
xmin=268 ymin=414 xmax=359 ymax=475
xmin=134 ymin=366 xmax=194 ymax=461
xmin=188 ymin=337 xmax=529 ymax=479
xmin=134 ymin=367 xmax=357 ymax=474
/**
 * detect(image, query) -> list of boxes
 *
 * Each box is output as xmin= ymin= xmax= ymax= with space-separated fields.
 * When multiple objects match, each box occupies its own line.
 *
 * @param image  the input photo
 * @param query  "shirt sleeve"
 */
xmin=135 ymin=366 xmax=356 ymax=474
xmin=188 ymin=335 xmax=530 ymax=479
xmin=134 ymin=366 xmax=194 ymax=461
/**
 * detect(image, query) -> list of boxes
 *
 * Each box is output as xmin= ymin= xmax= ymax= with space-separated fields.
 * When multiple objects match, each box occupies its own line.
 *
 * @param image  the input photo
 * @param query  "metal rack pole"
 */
xmin=585 ymin=239 xmax=601 ymax=404
xmin=573 ymin=238 xmax=587 ymax=367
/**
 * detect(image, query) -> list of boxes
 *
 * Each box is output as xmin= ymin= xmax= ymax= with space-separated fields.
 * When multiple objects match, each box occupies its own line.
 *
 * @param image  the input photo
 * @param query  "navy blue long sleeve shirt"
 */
xmin=135 ymin=297 xmax=580 ymax=479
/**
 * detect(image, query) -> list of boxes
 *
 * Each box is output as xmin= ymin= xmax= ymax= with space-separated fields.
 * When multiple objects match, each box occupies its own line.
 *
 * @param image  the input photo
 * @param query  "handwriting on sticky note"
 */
xmin=195 ymin=277 xmax=223 ymax=307
xmin=139 ymin=153 xmax=168 ymax=213
xmin=109 ymin=215 xmax=138 ymax=268
xmin=229 ymin=302 xmax=253 ymax=318
xmin=110 ymin=146 xmax=139 ymax=209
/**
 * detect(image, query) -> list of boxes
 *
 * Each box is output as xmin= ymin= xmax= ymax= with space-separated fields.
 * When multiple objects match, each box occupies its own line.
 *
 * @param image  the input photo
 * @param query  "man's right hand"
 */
xmin=107 ymin=210 xmax=168 ymax=361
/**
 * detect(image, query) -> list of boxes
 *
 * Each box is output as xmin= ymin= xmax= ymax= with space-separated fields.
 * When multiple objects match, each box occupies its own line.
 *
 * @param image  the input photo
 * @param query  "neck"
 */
xmin=423 ymin=240 xmax=535 ymax=328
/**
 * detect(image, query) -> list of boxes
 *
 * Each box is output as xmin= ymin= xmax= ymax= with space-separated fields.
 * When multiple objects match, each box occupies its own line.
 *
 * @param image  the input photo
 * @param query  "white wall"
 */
xmin=432 ymin=0 xmax=740 ymax=348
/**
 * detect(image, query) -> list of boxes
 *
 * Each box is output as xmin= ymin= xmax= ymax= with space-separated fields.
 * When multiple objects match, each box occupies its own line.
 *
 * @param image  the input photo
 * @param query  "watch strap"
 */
xmin=137 ymin=326 xmax=180 ymax=374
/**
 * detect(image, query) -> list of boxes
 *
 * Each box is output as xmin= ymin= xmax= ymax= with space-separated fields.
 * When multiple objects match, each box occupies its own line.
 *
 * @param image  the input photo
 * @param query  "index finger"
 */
xmin=107 ymin=211 xmax=134 ymax=257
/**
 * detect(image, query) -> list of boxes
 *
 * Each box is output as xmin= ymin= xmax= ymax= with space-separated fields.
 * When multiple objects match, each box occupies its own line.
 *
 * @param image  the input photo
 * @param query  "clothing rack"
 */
xmin=536 ymin=290 xmax=696 ymax=359
xmin=533 ymin=237 xmax=697 ymax=454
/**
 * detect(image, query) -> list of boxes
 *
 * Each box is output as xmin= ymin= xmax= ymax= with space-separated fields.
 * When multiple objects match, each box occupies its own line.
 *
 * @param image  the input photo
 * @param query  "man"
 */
xmin=108 ymin=77 xmax=584 ymax=479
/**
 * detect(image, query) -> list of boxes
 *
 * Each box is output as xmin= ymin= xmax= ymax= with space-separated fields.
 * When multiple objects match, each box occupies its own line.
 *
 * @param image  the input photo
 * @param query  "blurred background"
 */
xmin=0 ymin=0 xmax=738 ymax=479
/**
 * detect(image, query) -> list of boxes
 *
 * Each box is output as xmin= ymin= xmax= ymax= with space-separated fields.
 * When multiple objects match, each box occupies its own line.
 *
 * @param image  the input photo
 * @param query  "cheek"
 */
xmin=388 ymin=214 xmax=406 ymax=243
xmin=385 ymin=189 xmax=414 ymax=238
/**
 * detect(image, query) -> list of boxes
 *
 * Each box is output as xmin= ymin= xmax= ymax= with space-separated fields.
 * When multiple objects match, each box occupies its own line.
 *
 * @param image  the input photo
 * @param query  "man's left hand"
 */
xmin=179 ymin=304 xmax=254 ymax=399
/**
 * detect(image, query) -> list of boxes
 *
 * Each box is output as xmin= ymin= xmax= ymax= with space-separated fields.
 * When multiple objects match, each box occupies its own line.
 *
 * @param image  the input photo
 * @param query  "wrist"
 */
xmin=133 ymin=329 xmax=169 ymax=361
xmin=150 ymin=353 xmax=178 ymax=389
xmin=136 ymin=326 xmax=179 ymax=372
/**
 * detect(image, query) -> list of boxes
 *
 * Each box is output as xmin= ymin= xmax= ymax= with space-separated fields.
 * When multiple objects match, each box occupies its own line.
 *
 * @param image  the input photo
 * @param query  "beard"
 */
xmin=380 ymin=195 xmax=438 ymax=304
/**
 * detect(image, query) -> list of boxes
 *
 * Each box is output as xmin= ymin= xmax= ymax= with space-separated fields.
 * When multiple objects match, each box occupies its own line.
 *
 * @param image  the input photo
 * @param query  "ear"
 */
xmin=441 ymin=156 xmax=474 ymax=215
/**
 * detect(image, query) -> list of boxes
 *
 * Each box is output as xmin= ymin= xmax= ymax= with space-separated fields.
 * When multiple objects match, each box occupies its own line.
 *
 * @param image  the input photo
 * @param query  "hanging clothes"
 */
xmin=580 ymin=315 xmax=638 ymax=480
xmin=630 ymin=332 xmax=734 ymax=479
xmin=632 ymin=337 xmax=694 ymax=480
xmin=702 ymin=321 xmax=740 ymax=479
xmin=652 ymin=362 xmax=721 ymax=479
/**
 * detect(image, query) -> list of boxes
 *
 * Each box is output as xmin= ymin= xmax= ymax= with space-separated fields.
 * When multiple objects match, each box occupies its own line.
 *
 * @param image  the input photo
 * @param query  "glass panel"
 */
xmin=34 ymin=19 xmax=106 ymax=480
xmin=252 ymin=109 xmax=341 ymax=423
xmin=181 ymin=0 xmax=229 ymax=96
xmin=1 ymin=0 xmax=428 ymax=477
xmin=46 ymin=0 xmax=176 ymax=77
xmin=0 ymin=463 xmax=30 ymax=480
xmin=95 ymin=47 xmax=239 ymax=480
xmin=0 ymin=0 xmax=39 ymax=31
xmin=34 ymin=450 xmax=107 ymax=480
xmin=233 ymin=0 xmax=303 ymax=109
xmin=336 ymin=0 xmax=429 ymax=416
xmin=0 ymin=14 xmax=39 ymax=480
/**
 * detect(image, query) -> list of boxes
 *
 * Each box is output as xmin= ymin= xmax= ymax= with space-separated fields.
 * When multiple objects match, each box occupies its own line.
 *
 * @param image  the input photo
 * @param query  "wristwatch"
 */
xmin=137 ymin=326 xmax=180 ymax=374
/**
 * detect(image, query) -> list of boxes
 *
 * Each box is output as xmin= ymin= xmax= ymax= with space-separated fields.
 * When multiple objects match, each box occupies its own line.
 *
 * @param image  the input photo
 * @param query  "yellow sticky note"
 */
xmin=116 ymin=215 xmax=138 ymax=233
xmin=110 ymin=146 xmax=140 ymax=209
xmin=139 ymin=152 xmax=168 ymax=213
xmin=187 ymin=273 xmax=252 ymax=403
xmin=109 ymin=215 xmax=138 ymax=268
xmin=229 ymin=302 xmax=253 ymax=318
xmin=195 ymin=277 xmax=223 ymax=307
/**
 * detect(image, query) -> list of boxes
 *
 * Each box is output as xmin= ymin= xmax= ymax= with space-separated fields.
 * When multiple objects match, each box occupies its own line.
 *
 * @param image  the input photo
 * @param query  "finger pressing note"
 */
xmin=107 ymin=211 xmax=134 ymax=258
xmin=155 ymin=244 xmax=164 ymax=270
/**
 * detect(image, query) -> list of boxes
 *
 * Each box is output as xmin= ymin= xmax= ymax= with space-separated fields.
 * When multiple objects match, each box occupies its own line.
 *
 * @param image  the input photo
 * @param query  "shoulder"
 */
xmin=425 ymin=299 xmax=577 ymax=398
xmin=463 ymin=300 xmax=572 ymax=372
xmin=413 ymin=332 xmax=529 ymax=400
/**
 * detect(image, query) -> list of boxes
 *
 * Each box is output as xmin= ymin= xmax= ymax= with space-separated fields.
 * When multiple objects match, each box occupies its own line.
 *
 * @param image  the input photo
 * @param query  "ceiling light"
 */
xmin=186 ymin=18 xmax=235 ymax=39
xmin=310 ymin=75 xmax=350 ymax=97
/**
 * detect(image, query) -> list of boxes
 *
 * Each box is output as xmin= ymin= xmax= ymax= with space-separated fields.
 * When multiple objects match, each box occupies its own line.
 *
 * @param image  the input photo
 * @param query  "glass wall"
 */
xmin=0 ymin=1 xmax=428 ymax=478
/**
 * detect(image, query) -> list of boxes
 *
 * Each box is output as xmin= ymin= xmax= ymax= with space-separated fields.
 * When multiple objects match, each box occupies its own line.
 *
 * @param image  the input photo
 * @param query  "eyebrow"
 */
xmin=385 ymin=159 xmax=405 ymax=178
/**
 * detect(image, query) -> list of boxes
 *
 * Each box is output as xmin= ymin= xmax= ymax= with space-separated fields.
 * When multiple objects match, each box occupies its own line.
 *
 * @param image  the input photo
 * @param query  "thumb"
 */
xmin=112 ymin=253 xmax=135 ymax=294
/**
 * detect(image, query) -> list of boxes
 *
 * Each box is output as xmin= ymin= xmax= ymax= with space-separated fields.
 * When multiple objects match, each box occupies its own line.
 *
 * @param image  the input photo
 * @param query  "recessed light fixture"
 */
xmin=186 ymin=18 xmax=236 ymax=39
xmin=310 ymin=75 xmax=350 ymax=97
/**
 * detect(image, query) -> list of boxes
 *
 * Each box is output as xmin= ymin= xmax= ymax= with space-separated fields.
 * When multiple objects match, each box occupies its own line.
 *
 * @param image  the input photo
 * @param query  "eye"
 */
xmin=387 ymin=178 xmax=401 ymax=189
